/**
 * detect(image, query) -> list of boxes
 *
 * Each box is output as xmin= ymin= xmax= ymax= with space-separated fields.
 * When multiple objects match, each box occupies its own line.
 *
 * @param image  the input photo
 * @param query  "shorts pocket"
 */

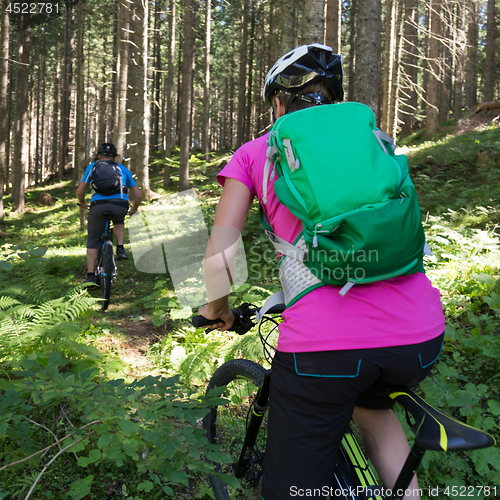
xmin=293 ymin=352 xmax=361 ymax=378
xmin=417 ymin=332 xmax=444 ymax=370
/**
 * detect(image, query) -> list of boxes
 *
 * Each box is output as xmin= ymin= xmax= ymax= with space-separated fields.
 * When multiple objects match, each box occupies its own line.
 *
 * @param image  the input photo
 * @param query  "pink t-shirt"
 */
xmin=217 ymin=133 xmax=445 ymax=352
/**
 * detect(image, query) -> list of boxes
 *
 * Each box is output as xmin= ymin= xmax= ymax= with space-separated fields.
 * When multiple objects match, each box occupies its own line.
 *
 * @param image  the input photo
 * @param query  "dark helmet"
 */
xmin=97 ymin=143 xmax=117 ymax=157
xmin=262 ymin=43 xmax=344 ymax=106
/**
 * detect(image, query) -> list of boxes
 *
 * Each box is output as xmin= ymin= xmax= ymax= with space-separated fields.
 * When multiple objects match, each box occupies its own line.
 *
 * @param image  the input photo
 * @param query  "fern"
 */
xmin=225 ymin=332 xmax=271 ymax=364
xmin=179 ymin=341 xmax=224 ymax=384
xmin=0 ymin=286 xmax=99 ymax=362
xmin=0 ymin=296 xmax=21 ymax=310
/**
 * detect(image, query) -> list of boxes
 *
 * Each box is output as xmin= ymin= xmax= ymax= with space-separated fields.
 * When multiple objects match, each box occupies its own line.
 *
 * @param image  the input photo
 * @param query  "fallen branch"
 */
xmin=26 ymin=418 xmax=62 ymax=452
xmin=472 ymin=100 xmax=500 ymax=115
xmin=0 ymin=419 xmax=101 ymax=472
xmin=25 ymin=431 xmax=96 ymax=500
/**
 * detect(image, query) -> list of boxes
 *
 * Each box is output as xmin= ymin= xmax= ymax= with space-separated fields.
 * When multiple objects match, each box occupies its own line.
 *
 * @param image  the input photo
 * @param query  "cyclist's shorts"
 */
xmin=87 ymin=200 xmax=129 ymax=248
xmin=261 ymin=333 xmax=444 ymax=499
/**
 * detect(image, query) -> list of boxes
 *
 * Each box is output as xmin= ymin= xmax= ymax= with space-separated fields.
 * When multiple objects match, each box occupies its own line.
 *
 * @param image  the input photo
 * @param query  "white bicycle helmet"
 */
xmin=263 ymin=43 xmax=343 ymax=107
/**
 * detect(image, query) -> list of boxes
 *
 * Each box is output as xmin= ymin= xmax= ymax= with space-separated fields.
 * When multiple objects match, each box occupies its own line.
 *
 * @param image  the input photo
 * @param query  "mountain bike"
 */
xmin=192 ymin=303 xmax=496 ymax=500
xmin=95 ymin=211 xmax=117 ymax=311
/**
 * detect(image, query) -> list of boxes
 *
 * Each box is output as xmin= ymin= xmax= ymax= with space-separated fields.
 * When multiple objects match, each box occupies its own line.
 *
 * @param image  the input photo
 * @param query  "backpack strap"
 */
xmin=262 ymin=143 xmax=279 ymax=205
xmin=259 ymin=205 xmax=306 ymax=262
xmin=266 ymin=230 xmax=307 ymax=261
xmin=255 ymin=290 xmax=285 ymax=323
xmin=372 ymin=130 xmax=396 ymax=155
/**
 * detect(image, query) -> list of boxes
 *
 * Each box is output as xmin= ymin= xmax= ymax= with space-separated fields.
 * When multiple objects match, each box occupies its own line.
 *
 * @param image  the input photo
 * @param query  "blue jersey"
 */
xmin=81 ymin=162 xmax=137 ymax=202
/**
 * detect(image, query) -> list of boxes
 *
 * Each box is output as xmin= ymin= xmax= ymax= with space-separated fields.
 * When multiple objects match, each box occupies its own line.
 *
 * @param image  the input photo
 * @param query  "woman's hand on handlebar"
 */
xmin=197 ymin=303 xmax=235 ymax=331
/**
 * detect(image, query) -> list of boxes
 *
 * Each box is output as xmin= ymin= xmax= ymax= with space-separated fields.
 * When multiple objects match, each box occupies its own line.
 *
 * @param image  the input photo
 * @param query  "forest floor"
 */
xmin=1 ymin=113 xmax=500 ymax=498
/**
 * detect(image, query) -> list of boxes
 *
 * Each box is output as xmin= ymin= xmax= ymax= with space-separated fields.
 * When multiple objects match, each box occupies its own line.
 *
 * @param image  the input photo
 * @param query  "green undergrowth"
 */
xmin=1 ymin=126 xmax=500 ymax=498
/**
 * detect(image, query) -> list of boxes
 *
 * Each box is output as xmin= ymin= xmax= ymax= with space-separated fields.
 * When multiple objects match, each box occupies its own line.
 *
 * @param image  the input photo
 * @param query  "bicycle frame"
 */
xmin=234 ymin=371 xmax=271 ymax=479
xmin=96 ymin=218 xmax=115 ymax=271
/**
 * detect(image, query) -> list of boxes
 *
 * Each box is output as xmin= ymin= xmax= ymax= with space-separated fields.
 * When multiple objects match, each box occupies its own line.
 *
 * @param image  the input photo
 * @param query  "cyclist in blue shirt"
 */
xmin=76 ymin=143 xmax=141 ymax=284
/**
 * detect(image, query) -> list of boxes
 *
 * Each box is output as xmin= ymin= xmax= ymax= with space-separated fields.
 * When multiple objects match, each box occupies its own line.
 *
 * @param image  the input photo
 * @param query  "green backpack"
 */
xmin=261 ymin=102 xmax=427 ymax=307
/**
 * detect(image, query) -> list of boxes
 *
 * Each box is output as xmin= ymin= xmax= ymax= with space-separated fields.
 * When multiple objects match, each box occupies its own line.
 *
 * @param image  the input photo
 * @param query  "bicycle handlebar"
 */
xmin=191 ymin=302 xmax=285 ymax=335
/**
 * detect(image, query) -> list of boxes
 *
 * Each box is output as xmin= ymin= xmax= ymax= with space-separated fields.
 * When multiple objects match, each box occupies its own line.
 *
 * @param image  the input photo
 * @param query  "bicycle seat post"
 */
xmin=385 ymin=442 xmax=425 ymax=499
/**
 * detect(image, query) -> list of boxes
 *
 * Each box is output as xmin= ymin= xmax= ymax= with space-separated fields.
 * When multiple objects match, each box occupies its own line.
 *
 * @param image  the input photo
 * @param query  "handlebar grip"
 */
xmin=192 ymin=315 xmax=222 ymax=328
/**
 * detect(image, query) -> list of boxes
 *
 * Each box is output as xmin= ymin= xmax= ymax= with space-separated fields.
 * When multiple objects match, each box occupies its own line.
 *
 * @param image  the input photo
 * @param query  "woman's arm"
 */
xmin=197 ymin=178 xmax=253 ymax=330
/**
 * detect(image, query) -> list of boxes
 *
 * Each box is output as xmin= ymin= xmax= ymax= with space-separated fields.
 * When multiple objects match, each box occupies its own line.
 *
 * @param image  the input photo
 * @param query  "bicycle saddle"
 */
xmin=389 ymin=387 xmax=496 ymax=452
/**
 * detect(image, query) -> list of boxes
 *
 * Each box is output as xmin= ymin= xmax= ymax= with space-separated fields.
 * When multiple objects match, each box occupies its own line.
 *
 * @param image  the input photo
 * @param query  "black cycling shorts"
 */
xmin=87 ymin=200 xmax=129 ymax=249
xmin=261 ymin=333 xmax=444 ymax=499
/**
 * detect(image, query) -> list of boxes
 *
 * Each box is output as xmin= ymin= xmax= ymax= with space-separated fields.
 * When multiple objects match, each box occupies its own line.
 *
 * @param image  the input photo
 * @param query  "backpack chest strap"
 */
xmin=278 ymin=236 xmax=323 ymax=305
xmin=265 ymin=229 xmax=307 ymax=262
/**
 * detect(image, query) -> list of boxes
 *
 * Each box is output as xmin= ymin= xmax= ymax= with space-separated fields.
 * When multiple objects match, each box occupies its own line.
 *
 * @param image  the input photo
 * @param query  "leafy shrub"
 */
xmin=0 ymin=351 xmax=231 ymax=499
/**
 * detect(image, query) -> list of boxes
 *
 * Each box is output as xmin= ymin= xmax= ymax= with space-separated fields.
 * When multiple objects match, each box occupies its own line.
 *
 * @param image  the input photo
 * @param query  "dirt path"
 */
xmin=90 ymin=314 xmax=168 ymax=378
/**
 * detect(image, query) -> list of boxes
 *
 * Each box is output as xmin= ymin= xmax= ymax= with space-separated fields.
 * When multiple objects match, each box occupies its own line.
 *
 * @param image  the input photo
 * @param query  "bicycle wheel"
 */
xmin=203 ymin=359 xmax=267 ymax=500
xmin=100 ymin=241 xmax=114 ymax=311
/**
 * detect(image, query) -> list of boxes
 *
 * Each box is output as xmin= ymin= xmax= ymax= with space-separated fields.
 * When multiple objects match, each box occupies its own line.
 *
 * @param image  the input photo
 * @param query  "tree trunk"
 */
xmin=353 ymin=0 xmax=381 ymax=116
xmin=163 ymin=0 xmax=176 ymax=186
xmin=400 ymin=0 xmax=419 ymax=137
xmin=347 ymin=0 xmax=357 ymax=101
xmin=74 ymin=0 xmax=86 ymax=184
xmin=390 ymin=1 xmax=404 ymax=138
xmin=438 ymin=4 xmax=451 ymax=124
xmin=109 ymin=1 xmax=118 ymax=139
xmin=60 ymin=0 xmax=74 ymax=180
xmin=202 ymin=0 xmax=211 ymax=159
xmin=151 ymin=0 xmax=161 ymax=151
xmin=282 ymin=0 xmax=299 ymax=52
xmin=35 ymin=25 xmax=41 ymax=186
xmin=300 ymin=0 xmax=325 ymax=43
xmin=268 ymin=0 xmax=279 ymax=68
xmin=97 ymin=66 xmax=107 ymax=145
xmin=453 ymin=0 xmax=466 ymax=119
xmin=255 ymin=4 xmax=265 ymax=136
xmin=4 ymin=36 xmax=12 ymax=195
xmin=236 ymin=1 xmax=248 ymax=147
xmin=381 ymin=0 xmax=397 ymax=134
xmin=483 ymin=0 xmax=496 ymax=101
xmin=325 ymin=0 xmax=341 ymax=52
xmin=426 ymin=0 xmax=440 ymax=135
xmin=129 ymin=0 xmax=150 ymax=198
xmin=51 ymin=55 xmax=60 ymax=174
xmin=0 ymin=0 xmax=9 ymax=219
xmin=175 ymin=23 xmax=183 ymax=146
xmin=115 ymin=0 xmax=130 ymax=159
xmin=245 ymin=0 xmax=255 ymax=143
xmin=178 ymin=0 xmax=196 ymax=191
xmin=12 ymin=12 xmax=31 ymax=213
xmin=39 ymin=31 xmax=46 ymax=183
xmin=464 ymin=0 xmax=478 ymax=109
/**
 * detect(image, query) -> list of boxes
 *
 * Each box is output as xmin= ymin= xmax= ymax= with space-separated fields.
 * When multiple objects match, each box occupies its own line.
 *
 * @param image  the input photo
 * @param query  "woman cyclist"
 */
xmin=199 ymin=44 xmax=445 ymax=499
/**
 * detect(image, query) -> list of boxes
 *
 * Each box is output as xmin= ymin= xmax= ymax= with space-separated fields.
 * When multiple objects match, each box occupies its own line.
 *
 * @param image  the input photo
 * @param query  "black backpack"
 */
xmin=90 ymin=160 xmax=126 ymax=197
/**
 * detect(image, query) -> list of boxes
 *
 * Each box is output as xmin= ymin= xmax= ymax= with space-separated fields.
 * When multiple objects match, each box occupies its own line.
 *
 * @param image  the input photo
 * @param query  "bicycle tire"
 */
xmin=100 ymin=241 xmax=114 ymax=311
xmin=203 ymin=359 xmax=267 ymax=500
